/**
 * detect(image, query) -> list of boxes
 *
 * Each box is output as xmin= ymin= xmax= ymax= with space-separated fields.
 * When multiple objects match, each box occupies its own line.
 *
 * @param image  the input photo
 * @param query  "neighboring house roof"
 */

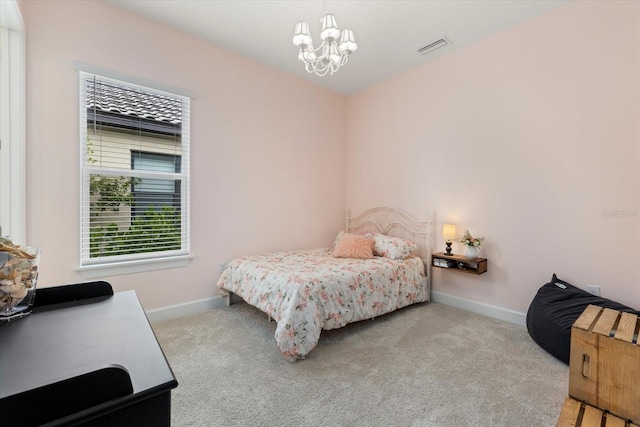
xmin=86 ymin=80 xmax=182 ymax=135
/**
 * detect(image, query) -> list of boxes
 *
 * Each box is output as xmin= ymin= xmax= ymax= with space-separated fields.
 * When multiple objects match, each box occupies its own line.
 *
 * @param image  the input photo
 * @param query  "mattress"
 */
xmin=217 ymin=248 xmax=428 ymax=361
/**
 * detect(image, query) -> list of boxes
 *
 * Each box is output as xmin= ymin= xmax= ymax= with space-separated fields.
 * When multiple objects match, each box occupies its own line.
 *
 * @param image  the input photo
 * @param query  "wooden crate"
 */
xmin=556 ymin=397 xmax=639 ymax=427
xmin=569 ymin=305 xmax=640 ymax=425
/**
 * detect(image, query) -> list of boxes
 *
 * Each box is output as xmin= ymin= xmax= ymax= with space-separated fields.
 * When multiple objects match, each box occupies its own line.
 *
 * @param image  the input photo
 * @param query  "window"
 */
xmin=131 ymin=151 xmax=181 ymax=217
xmin=79 ymin=71 xmax=190 ymax=270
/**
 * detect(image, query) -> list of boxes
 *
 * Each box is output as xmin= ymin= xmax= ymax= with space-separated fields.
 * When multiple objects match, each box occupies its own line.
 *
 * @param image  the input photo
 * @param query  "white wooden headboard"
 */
xmin=345 ymin=207 xmax=435 ymax=280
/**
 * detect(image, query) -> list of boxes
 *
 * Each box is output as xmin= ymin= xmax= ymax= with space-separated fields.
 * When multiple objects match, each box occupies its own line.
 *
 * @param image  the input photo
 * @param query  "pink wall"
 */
xmin=20 ymin=0 xmax=347 ymax=310
xmin=347 ymin=0 xmax=640 ymax=312
xmin=20 ymin=0 xmax=640 ymax=316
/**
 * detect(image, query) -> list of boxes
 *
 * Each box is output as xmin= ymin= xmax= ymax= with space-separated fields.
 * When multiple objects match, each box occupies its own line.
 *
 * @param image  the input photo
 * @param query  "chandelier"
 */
xmin=292 ymin=13 xmax=358 ymax=77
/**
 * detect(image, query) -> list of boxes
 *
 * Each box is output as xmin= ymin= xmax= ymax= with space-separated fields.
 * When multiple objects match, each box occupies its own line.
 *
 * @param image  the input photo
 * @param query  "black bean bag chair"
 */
xmin=526 ymin=273 xmax=640 ymax=365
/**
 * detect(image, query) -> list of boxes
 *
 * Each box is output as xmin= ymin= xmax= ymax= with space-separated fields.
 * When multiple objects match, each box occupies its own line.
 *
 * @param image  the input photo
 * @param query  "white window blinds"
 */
xmin=79 ymin=71 xmax=190 ymax=267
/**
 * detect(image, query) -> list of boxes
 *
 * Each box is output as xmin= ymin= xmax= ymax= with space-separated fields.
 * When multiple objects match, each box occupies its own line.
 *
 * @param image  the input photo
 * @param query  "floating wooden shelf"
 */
xmin=432 ymin=252 xmax=487 ymax=275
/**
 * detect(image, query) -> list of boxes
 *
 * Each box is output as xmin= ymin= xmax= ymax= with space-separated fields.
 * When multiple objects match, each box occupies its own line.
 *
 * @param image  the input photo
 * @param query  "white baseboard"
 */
xmin=431 ymin=291 xmax=527 ymax=326
xmin=146 ymin=295 xmax=227 ymax=324
xmin=145 ymin=292 xmax=527 ymax=327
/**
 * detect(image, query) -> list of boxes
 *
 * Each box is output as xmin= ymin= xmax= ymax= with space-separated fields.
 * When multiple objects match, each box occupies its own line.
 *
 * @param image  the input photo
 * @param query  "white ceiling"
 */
xmin=106 ymin=0 xmax=569 ymax=95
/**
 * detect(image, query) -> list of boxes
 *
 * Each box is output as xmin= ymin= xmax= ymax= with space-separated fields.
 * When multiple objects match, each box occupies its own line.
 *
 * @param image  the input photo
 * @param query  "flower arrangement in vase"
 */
xmin=460 ymin=230 xmax=484 ymax=259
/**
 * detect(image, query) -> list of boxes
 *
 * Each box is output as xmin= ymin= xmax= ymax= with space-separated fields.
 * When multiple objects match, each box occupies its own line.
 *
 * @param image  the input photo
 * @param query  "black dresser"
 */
xmin=0 ymin=290 xmax=178 ymax=426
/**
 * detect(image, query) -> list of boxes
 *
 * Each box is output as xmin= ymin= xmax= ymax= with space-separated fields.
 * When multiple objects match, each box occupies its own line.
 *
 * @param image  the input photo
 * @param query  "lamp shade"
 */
xmin=292 ymin=22 xmax=312 ymax=47
xmin=320 ymin=13 xmax=341 ymax=40
xmin=339 ymin=29 xmax=357 ymax=53
xmin=442 ymin=224 xmax=456 ymax=241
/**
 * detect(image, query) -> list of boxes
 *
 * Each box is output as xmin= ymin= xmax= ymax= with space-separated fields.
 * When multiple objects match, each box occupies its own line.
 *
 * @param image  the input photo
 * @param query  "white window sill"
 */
xmin=77 ymin=254 xmax=193 ymax=278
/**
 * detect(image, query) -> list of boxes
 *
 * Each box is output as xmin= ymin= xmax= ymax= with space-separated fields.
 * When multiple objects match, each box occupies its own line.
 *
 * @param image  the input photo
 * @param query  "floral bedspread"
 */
xmin=216 ymin=248 xmax=428 ymax=362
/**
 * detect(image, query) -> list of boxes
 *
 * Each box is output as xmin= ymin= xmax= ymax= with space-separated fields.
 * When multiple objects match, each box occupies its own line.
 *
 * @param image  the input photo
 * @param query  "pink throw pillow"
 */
xmin=331 ymin=233 xmax=375 ymax=259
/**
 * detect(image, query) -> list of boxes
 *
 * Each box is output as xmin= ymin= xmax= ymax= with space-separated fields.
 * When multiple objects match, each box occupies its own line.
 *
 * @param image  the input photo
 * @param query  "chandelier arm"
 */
xmin=314 ymin=63 xmax=329 ymax=76
xmin=309 ymin=60 xmax=331 ymax=76
xmin=309 ymin=43 xmax=326 ymax=55
xmin=299 ymin=42 xmax=330 ymax=65
xmin=304 ymin=51 xmax=349 ymax=75
xmin=308 ymin=64 xmax=329 ymax=76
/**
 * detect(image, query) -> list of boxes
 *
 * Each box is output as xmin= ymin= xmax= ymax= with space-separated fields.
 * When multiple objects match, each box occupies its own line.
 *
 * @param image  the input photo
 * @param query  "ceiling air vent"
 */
xmin=417 ymin=37 xmax=451 ymax=55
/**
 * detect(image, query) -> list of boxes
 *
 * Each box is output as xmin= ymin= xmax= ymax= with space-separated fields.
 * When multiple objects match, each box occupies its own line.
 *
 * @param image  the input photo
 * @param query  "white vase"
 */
xmin=464 ymin=245 xmax=481 ymax=259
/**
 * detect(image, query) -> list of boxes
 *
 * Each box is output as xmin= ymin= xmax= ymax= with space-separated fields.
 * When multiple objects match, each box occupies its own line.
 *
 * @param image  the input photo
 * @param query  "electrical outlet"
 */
xmin=585 ymin=285 xmax=600 ymax=296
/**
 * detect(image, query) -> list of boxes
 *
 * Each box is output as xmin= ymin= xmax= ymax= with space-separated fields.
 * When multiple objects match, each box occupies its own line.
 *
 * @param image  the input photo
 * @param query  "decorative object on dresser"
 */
xmin=0 ymin=238 xmax=40 ymax=322
xmin=217 ymin=207 xmax=434 ymax=362
xmin=442 ymin=223 xmax=456 ymax=256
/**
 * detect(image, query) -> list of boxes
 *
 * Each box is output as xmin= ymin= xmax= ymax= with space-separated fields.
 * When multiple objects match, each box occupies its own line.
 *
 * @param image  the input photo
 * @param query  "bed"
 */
xmin=216 ymin=207 xmax=434 ymax=361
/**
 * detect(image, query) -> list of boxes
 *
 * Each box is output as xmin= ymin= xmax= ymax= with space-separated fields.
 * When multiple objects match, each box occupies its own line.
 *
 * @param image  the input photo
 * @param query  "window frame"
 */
xmin=77 ymin=67 xmax=192 ymax=276
xmin=0 ymin=1 xmax=26 ymax=244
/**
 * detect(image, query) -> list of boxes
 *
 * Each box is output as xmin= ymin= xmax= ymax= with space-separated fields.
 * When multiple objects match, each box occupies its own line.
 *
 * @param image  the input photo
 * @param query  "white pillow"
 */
xmin=373 ymin=234 xmax=417 ymax=260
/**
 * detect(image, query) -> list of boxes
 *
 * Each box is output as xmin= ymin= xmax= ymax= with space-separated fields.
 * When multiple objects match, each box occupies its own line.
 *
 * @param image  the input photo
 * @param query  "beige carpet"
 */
xmin=152 ymin=302 xmax=568 ymax=426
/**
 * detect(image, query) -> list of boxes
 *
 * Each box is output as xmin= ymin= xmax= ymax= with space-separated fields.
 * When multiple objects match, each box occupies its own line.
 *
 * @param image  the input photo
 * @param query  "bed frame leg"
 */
xmin=226 ymin=294 xmax=231 ymax=307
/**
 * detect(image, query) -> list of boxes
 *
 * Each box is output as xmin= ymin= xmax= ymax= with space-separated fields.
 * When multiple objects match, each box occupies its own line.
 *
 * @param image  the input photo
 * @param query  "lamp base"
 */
xmin=445 ymin=241 xmax=453 ymax=256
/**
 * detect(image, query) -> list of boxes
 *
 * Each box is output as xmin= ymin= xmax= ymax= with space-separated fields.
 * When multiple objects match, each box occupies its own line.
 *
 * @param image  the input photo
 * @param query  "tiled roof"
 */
xmin=86 ymin=80 xmax=182 ymax=125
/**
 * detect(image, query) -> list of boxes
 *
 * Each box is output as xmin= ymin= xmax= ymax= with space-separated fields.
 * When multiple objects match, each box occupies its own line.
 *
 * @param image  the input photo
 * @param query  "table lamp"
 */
xmin=442 ymin=224 xmax=456 ymax=256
